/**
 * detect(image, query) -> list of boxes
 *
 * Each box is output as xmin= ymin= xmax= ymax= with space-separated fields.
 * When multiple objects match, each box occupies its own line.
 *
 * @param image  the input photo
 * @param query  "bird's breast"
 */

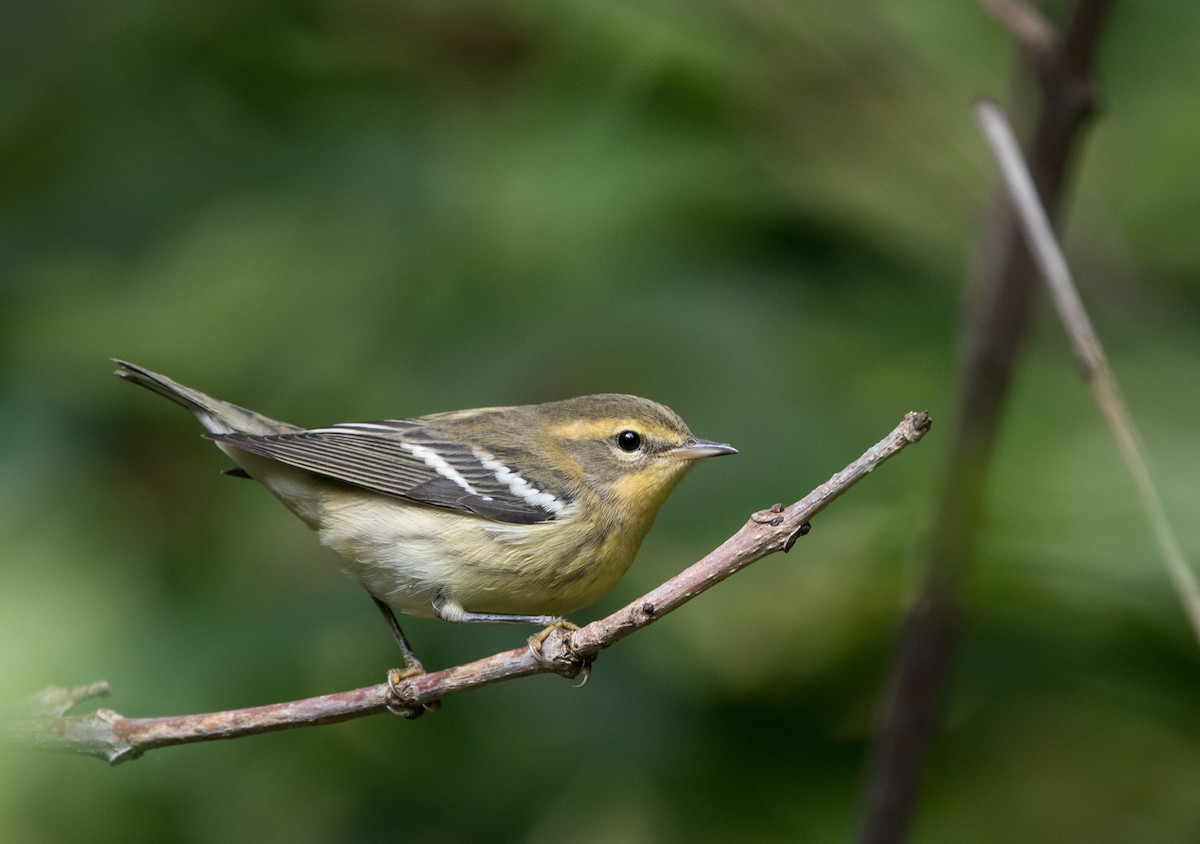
xmin=314 ymin=491 xmax=647 ymax=618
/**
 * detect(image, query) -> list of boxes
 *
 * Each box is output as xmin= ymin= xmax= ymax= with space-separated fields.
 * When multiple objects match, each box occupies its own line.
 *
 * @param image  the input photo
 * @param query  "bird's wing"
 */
xmin=209 ymin=421 xmax=566 ymax=525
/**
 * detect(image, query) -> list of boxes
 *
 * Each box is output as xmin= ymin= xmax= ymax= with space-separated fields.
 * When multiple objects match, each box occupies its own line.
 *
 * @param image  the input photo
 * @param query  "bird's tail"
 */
xmin=113 ymin=359 xmax=299 ymax=437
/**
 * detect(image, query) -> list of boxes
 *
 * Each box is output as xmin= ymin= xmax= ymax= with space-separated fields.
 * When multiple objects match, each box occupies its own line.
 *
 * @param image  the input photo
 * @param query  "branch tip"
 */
xmin=903 ymin=411 xmax=932 ymax=441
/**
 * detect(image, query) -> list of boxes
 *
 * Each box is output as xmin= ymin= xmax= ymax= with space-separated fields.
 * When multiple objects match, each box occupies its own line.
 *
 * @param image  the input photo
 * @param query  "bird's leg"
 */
xmin=430 ymin=593 xmax=560 ymax=626
xmin=373 ymin=596 xmax=424 ymax=674
xmin=372 ymin=596 xmax=438 ymax=718
xmin=430 ymin=595 xmax=581 ymax=671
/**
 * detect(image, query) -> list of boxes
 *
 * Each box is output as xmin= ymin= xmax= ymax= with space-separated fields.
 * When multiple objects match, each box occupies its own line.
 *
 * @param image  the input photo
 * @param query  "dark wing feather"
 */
xmin=208 ymin=422 xmax=560 ymax=524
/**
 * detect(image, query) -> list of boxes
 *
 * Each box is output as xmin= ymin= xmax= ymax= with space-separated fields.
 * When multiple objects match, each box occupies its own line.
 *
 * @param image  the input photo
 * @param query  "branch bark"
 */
xmin=11 ymin=411 xmax=931 ymax=765
xmin=857 ymin=3 xmax=1114 ymax=842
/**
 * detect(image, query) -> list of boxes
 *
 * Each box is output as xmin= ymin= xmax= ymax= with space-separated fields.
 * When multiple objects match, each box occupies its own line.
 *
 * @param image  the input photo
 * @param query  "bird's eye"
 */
xmin=616 ymin=430 xmax=642 ymax=452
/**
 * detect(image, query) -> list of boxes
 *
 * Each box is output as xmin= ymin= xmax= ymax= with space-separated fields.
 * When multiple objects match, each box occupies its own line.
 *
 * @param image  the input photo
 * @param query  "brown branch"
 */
xmin=857 ymin=2 xmax=1114 ymax=843
xmin=10 ymin=411 xmax=932 ymax=766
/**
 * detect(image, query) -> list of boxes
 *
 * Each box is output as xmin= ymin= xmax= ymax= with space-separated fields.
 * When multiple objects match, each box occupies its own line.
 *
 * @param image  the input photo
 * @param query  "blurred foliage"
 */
xmin=3 ymin=1 xmax=1200 ymax=842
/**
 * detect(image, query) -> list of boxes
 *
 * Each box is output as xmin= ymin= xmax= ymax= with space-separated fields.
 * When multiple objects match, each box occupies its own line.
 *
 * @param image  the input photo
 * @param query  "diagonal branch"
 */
xmin=10 ymin=411 xmax=931 ymax=766
xmin=975 ymin=99 xmax=1200 ymax=642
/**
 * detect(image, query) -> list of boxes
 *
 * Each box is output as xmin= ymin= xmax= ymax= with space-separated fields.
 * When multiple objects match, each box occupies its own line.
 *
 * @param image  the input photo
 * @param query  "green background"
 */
xmin=3 ymin=1 xmax=1199 ymax=841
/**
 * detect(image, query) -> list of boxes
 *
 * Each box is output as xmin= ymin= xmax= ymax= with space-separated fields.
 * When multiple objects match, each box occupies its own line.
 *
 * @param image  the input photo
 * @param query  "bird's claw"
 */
xmin=384 ymin=663 xmax=440 ymax=718
xmin=527 ymin=620 xmax=591 ymax=685
xmin=527 ymin=619 xmax=579 ymax=661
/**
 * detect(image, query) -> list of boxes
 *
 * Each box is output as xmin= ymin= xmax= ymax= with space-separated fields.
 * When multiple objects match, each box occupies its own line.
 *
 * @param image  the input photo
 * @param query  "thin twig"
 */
xmin=976 ymin=99 xmax=1200 ymax=643
xmin=10 ymin=411 xmax=932 ymax=765
xmin=13 ymin=682 xmax=111 ymax=719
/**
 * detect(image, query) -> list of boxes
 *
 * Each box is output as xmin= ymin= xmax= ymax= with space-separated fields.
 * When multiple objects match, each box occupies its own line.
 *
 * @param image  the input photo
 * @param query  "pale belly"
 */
xmin=315 ymin=491 xmax=644 ymax=619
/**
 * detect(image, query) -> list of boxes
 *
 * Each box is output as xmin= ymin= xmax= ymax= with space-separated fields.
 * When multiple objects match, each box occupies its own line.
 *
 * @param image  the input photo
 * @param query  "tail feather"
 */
xmin=113 ymin=359 xmax=299 ymax=437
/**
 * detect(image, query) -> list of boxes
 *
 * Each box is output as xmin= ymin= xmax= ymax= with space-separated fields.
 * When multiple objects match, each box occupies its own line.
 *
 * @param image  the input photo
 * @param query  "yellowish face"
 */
xmin=551 ymin=415 xmax=699 ymax=515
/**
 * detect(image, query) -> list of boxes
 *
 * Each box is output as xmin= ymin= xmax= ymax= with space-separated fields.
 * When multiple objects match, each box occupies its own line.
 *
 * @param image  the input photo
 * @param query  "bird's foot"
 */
xmin=384 ymin=662 xmax=440 ymax=718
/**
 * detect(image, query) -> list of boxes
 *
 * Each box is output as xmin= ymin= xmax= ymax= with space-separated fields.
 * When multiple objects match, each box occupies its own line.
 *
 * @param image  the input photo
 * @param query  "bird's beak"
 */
xmin=673 ymin=437 xmax=738 ymax=460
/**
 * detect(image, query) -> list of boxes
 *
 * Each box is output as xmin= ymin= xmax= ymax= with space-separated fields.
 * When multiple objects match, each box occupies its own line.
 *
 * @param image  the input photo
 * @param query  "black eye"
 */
xmin=616 ymin=430 xmax=642 ymax=452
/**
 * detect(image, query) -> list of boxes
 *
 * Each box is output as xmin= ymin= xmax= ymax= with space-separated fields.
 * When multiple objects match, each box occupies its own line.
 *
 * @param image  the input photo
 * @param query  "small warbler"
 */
xmin=114 ymin=360 xmax=736 ymax=673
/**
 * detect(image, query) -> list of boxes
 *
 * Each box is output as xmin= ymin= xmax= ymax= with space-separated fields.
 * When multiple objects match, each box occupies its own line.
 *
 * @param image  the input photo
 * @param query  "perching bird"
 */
xmin=114 ymin=360 xmax=736 ymax=676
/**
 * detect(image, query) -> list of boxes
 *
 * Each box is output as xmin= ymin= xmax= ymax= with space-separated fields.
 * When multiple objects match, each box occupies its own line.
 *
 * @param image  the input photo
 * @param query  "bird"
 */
xmin=114 ymin=359 xmax=736 ymax=681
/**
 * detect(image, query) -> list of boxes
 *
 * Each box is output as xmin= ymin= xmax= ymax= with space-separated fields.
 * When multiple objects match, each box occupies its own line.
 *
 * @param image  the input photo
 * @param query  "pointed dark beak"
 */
xmin=673 ymin=436 xmax=738 ymax=460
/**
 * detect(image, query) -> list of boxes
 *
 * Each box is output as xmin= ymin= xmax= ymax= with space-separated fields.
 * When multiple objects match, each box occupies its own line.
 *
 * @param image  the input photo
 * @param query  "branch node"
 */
xmin=95 ymin=708 xmax=122 ymax=726
xmin=784 ymin=523 xmax=811 ymax=552
xmin=752 ymin=503 xmax=785 ymax=526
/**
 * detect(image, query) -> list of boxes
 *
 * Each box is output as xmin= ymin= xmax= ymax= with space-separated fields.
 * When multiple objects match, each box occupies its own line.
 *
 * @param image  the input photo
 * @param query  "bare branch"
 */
xmin=976 ymin=100 xmax=1200 ymax=643
xmin=10 ymin=412 xmax=931 ymax=765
